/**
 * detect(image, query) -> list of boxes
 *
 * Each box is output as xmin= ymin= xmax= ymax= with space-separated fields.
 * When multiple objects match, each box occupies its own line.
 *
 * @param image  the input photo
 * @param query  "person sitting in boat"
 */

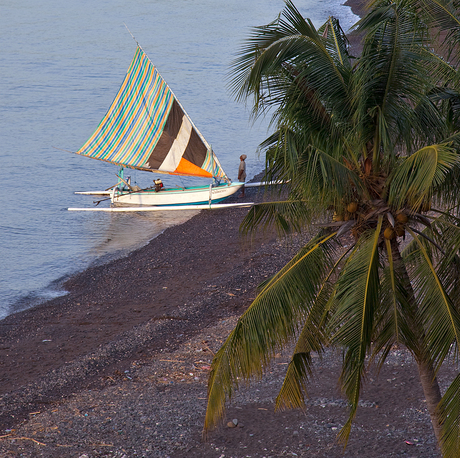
xmin=154 ymin=179 xmax=164 ymax=192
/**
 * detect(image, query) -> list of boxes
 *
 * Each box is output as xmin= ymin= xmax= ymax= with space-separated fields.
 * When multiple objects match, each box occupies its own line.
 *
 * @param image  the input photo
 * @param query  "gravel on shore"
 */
xmin=0 ymin=181 xmax=451 ymax=457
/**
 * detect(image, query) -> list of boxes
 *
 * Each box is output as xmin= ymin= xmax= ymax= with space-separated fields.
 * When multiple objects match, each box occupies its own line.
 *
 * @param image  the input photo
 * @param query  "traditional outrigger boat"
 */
xmin=71 ymin=45 xmax=244 ymax=209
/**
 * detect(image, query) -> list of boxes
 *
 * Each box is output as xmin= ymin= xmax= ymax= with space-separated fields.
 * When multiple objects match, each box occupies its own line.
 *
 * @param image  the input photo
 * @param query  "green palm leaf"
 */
xmin=275 ymin=246 xmax=352 ymax=410
xmin=406 ymin=227 xmax=460 ymax=369
xmin=263 ymin=127 xmax=358 ymax=187
xmin=388 ymin=144 xmax=458 ymax=210
xmin=438 ymin=374 xmax=460 ymax=458
xmin=355 ymin=2 xmax=449 ymax=156
xmin=319 ymin=17 xmax=351 ymax=69
xmin=373 ymin=238 xmax=423 ymax=366
xmin=370 ymin=239 xmax=401 ymax=362
xmin=413 ymin=0 xmax=460 ymax=59
xmin=240 ymin=200 xmax=312 ymax=237
xmin=434 ymin=143 xmax=460 ymax=208
xmin=430 ymin=216 xmax=460 ymax=306
xmin=230 ymin=1 xmax=353 ymax=140
xmin=329 ymin=218 xmax=383 ymax=444
xmin=273 ymin=292 xmax=332 ymax=411
xmin=204 ymin=231 xmax=338 ymax=432
xmin=296 ymin=145 xmax=364 ymax=202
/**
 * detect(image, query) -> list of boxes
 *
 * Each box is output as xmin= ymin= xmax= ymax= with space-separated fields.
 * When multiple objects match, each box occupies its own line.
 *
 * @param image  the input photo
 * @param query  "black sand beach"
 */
xmin=0 ymin=182 xmax=449 ymax=458
xmin=0 ymin=3 xmax=451 ymax=455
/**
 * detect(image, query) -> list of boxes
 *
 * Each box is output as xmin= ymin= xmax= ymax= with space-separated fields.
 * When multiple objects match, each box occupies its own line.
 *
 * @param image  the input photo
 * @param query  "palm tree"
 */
xmin=204 ymin=1 xmax=460 ymax=456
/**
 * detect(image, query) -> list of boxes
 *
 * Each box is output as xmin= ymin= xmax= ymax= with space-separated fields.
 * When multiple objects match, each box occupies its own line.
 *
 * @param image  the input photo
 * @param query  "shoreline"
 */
xmin=0 ymin=2 xmax=444 ymax=456
xmin=344 ymin=0 xmax=367 ymax=18
xmin=2 ymin=0 xmax=365 ymax=326
xmin=0 ymin=175 xmax=444 ymax=456
xmin=0 ymin=182 xmax=288 ymax=423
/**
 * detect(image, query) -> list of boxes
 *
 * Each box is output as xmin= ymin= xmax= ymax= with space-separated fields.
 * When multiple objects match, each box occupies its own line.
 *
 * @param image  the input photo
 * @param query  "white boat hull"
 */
xmin=111 ymin=182 xmax=243 ymax=206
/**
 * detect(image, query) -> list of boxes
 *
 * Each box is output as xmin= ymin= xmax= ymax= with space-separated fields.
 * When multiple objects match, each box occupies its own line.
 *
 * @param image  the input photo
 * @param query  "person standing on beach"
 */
xmin=238 ymin=154 xmax=247 ymax=197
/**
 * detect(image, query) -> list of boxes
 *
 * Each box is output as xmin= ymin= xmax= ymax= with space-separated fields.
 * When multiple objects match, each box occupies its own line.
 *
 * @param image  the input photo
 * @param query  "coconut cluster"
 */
xmin=384 ymin=213 xmax=409 ymax=240
xmin=331 ymin=199 xmax=411 ymax=242
xmin=332 ymin=202 xmax=359 ymax=222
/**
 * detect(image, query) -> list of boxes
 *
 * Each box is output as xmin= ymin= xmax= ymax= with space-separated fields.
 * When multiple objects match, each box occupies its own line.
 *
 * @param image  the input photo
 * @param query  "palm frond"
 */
xmin=373 ymin=238 xmax=423 ymax=366
xmin=435 ymin=154 xmax=460 ymax=208
xmin=370 ymin=239 xmax=400 ymax=360
xmin=319 ymin=16 xmax=352 ymax=69
xmin=437 ymin=373 xmax=460 ymax=458
xmin=296 ymin=145 xmax=364 ymax=202
xmin=229 ymin=1 xmax=353 ymax=135
xmin=275 ymin=246 xmax=353 ymax=410
xmin=354 ymin=3 xmax=397 ymax=33
xmin=240 ymin=200 xmax=313 ymax=237
xmin=204 ymin=232 xmax=338 ymax=432
xmin=388 ymin=144 xmax=458 ymax=211
xmin=430 ymin=216 xmax=460 ymax=305
xmin=354 ymin=2 xmax=449 ymax=156
xmin=414 ymin=0 xmax=460 ymax=59
xmin=263 ymin=130 xmax=363 ymax=202
xmin=328 ymin=218 xmax=383 ymax=444
xmin=406 ymin=227 xmax=460 ymax=369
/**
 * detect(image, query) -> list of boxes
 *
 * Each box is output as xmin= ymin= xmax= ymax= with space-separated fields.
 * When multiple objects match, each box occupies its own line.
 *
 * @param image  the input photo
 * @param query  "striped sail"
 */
xmin=76 ymin=46 xmax=227 ymax=180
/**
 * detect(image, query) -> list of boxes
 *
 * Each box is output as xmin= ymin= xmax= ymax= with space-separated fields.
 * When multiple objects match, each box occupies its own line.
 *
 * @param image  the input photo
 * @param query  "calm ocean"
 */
xmin=0 ymin=0 xmax=358 ymax=319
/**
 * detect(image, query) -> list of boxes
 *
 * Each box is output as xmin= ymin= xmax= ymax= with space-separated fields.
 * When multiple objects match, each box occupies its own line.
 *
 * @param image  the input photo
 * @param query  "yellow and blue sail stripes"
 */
xmin=76 ymin=46 xmax=227 ymax=180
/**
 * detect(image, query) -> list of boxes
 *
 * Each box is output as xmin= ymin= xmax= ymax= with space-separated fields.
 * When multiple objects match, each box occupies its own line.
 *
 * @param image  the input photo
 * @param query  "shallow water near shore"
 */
xmin=0 ymin=0 xmax=358 ymax=319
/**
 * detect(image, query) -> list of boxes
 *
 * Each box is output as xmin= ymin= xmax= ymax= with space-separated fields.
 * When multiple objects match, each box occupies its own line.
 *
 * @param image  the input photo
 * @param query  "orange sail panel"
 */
xmin=174 ymin=158 xmax=213 ymax=177
xmin=76 ymin=46 xmax=227 ymax=180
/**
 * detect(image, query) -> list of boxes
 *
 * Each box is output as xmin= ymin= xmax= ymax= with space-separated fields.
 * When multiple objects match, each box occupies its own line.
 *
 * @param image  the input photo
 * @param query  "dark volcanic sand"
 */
xmin=0 ymin=185 xmax=280 ymax=420
xmin=0 ymin=182 xmax=450 ymax=458
xmin=0 ymin=6 xmax=453 ymax=456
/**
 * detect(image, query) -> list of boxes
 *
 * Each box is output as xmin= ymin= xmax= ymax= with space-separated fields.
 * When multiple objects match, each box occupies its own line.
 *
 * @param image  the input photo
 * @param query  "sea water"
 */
xmin=0 ymin=0 xmax=358 ymax=319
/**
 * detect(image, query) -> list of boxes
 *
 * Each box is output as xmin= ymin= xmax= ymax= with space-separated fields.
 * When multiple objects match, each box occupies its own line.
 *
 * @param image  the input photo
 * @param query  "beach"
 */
xmin=0 ymin=183 xmax=448 ymax=458
xmin=0 ymin=3 xmax=450 ymax=456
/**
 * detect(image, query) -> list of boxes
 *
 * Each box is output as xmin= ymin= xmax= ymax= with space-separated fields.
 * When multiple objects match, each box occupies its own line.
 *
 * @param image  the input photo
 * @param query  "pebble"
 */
xmin=227 ymin=418 xmax=238 ymax=428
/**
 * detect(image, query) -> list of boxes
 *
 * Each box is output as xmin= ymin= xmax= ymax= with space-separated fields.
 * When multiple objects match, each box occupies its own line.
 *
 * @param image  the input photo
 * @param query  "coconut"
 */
xmin=384 ymin=227 xmax=395 ymax=240
xmin=347 ymin=202 xmax=358 ymax=213
xmin=396 ymin=213 xmax=408 ymax=224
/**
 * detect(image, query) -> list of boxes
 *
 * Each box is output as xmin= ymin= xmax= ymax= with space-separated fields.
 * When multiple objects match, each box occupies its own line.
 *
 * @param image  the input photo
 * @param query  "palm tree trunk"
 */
xmin=390 ymin=239 xmax=443 ymax=446
xmin=417 ymin=358 xmax=442 ymax=443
